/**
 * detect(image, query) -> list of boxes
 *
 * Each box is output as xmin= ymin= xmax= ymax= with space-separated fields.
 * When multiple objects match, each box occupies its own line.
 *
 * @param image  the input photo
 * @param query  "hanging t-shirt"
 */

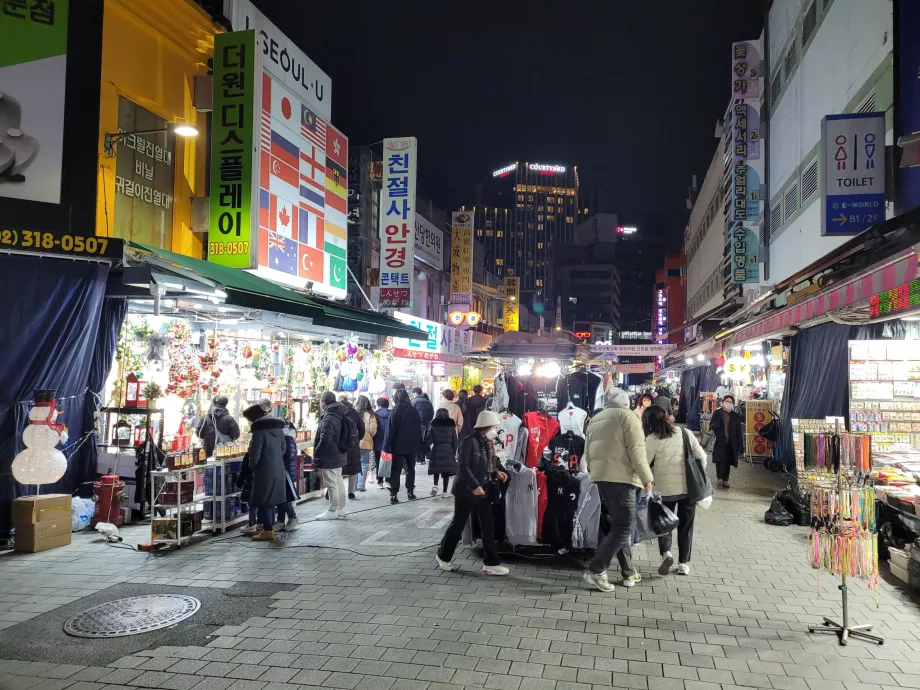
xmin=571 ymin=473 xmax=601 ymax=550
xmin=523 ymin=411 xmax=560 ymax=469
xmin=541 ymin=466 xmax=581 ymax=546
xmin=536 ymin=470 xmax=548 ymax=540
xmin=494 ymin=412 xmax=523 ymax=465
xmin=556 ymin=375 xmax=588 ymax=411
xmin=557 ymin=404 xmax=588 ymax=438
xmin=505 ymin=464 xmax=538 ymax=545
xmin=548 ymin=432 xmax=587 ymax=472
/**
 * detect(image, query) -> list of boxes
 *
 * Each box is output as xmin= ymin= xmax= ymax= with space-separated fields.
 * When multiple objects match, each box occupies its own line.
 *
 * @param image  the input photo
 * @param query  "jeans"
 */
xmin=347 ymin=473 xmax=358 ymax=494
xmin=389 ymin=454 xmax=416 ymax=496
xmin=248 ymin=505 xmax=258 ymax=526
xmin=358 ymin=450 xmax=371 ymax=490
xmin=277 ymin=501 xmax=296 ymax=523
xmin=590 ymin=482 xmax=637 ymax=577
xmin=658 ymin=498 xmax=696 ymax=563
xmin=257 ymin=506 xmax=275 ymax=529
xmin=433 ymin=473 xmax=450 ymax=492
xmin=322 ymin=468 xmax=346 ymax=511
xmin=438 ymin=496 xmax=500 ymax=566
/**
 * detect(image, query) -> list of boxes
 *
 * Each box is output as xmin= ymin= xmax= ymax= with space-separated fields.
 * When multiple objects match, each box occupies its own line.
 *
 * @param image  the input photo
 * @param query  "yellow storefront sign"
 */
xmin=503 ymin=276 xmax=519 ymax=332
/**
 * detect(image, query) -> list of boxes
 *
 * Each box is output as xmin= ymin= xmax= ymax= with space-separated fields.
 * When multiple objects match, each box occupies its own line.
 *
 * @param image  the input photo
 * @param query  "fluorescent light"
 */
xmin=685 ymin=358 xmax=694 ymax=365
xmin=160 ymin=281 xmax=184 ymax=290
xmin=173 ymin=124 xmax=199 ymax=137
xmin=218 ymin=318 xmax=241 ymax=325
xmin=901 ymin=316 xmax=920 ymax=322
xmin=697 ymin=354 xmax=706 ymax=362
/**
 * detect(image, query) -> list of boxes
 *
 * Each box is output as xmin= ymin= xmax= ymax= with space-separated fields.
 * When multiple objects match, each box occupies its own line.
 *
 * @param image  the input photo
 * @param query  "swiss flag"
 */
xmin=298 ymin=243 xmax=324 ymax=283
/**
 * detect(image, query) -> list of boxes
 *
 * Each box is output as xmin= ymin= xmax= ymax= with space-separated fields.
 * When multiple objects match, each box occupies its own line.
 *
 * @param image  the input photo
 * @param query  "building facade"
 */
xmin=555 ymin=214 xmax=620 ymax=334
xmin=653 ymin=249 xmax=687 ymax=346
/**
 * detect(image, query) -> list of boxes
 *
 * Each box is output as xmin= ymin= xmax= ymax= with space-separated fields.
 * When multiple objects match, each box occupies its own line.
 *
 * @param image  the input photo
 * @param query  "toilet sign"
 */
xmin=821 ymin=112 xmax=886 ymax=236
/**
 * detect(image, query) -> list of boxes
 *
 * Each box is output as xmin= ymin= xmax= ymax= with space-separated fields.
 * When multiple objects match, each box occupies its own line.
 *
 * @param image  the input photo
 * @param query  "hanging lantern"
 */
xmin=124 ymin=372 xmax=142 ymax=408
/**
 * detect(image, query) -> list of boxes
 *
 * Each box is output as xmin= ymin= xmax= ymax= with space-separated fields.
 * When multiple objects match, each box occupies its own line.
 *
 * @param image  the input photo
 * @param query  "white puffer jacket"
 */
xmin=646 ymin=428 xmax=707 ymax=499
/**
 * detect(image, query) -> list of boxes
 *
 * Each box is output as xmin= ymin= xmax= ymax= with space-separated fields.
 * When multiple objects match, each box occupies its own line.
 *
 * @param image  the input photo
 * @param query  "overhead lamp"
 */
xmin=685 ymin=357 xmax=694 ymax=365
xmin=697 ymin=354 xmax=706 ymax=362
xmin=902 ymin=316 xmax=920 ymax=322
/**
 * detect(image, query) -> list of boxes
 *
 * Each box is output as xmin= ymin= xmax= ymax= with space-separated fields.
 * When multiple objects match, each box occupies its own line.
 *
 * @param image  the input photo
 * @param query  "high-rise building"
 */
xmin=653 ymin=249 xmax=687 ymax=346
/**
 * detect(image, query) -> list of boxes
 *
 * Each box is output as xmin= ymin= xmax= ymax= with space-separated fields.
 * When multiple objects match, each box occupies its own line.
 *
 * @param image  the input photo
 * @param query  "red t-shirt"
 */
xmin=523 ymin=411 xmax=560 ymax=468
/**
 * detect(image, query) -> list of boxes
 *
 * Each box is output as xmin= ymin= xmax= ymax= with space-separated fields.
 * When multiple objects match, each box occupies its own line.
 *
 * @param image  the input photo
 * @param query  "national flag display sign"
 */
xmin=254 ymin=69 xmax=348 ymax=297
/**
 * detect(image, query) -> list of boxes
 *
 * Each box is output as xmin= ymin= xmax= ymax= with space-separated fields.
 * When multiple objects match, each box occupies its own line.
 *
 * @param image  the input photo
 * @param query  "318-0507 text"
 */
xmin=1 ymin=230 xmax=109 ymax=255
xmin=208 ymin=241 xmax=249 ymax=256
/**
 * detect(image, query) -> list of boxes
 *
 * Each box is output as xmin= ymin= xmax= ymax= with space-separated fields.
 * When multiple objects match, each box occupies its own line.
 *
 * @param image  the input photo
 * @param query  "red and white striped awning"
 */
xmin=727 ymin=249 xmax=918 ymax=346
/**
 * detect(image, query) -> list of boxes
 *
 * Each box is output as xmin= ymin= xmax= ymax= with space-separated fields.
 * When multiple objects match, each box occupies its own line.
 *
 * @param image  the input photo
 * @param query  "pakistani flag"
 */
xmin=328 ymin=254 xmax=347 ymax=291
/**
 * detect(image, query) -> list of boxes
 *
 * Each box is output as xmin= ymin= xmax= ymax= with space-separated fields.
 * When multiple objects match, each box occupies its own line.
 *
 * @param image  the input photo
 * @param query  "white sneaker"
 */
xmin=272 ymin=521 xmax=284 ymax=531
xmin=430 ymin=487 xmax=438 ymax=496
xmin=337 ymin=509 xmax=347 ymax=519
xmin=622 ymin=572 xmax=642 ymax=587
xmin=282 ymin=517 xmax=298 ymax=531
xmin=658 ymin=551 xmax=674 ymax=575
xmin=316 ymin=510 xmax=337 ymax=521
xmin=481 ymin=565 xmax=509 ymax=576
xmin=239 ymin=524 xmax=261 ymax=535
xmin=583 ymin=570 xmax=616 ymax=593
xmin=436 ymin=555 xmax=455 ymax=571
xmin=676 ymin=563 xmax=691 ymax=576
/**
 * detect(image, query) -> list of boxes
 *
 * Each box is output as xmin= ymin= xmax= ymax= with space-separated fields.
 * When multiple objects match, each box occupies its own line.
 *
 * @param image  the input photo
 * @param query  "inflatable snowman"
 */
xmin=12 ymin=389 xmax=68 ymax=486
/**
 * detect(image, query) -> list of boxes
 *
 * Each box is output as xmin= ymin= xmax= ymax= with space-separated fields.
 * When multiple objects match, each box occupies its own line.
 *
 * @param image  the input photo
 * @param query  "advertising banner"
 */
xmin=729 ymin=221 xmax=759 ymax=284
xmin=745 ymin=399 xmax=774 ymax=458
xmin=449 ymin=211 xmax=474 ymax=307
xmin=615 ymin=363 xmax=657 ymax=374
xmin=209 ymin=30 xmax=256 ymax=268
xmin=731 ymin=40 xmax=761 ymax=99
xmin=590 ymin=344 xmax=677 ymax=356
xmin=392 ymin=312 xmax=464 ymax=363
xmin=503 ymin=276 xmax=520 ymax=332
xmin=378 ymin=138 xmax=417 ymax=308
xmin=0 ymin=0 xmax=69 ymax=204
xmin=414 ymin=214 xmax=443 ymax=269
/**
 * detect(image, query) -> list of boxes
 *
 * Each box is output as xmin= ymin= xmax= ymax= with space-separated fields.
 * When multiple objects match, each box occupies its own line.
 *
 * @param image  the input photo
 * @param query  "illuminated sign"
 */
xmin=574 ymin=331 xmax=591 ymax=340
xmin=492 ymin=163 xmax=517 ymax=178
xmin=617 ymin=226 xmax=637 ymax=235
xmin=528 ymin=163 xmax=566 ymax=174
xmin=870 ymin=278 xmax=920 ymax=318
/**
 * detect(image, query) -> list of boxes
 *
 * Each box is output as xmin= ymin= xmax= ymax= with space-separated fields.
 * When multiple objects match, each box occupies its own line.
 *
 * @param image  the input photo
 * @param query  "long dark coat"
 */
xmin=710 ymin=408 xmax=744 ymax=467
xmin=248 ymin=417 xmax=287 ymax=507
xmin=342 ymin=405 xmax=366 ymax=477
xmin=425 ymin=417 xmax=458 ymax=476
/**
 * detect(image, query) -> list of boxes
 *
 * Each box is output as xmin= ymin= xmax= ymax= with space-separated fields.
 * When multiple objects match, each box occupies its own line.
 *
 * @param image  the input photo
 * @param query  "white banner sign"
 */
xmin=378 ymin=137 xmax=417 ymax=308
xmin=590 ymin=344 xmax=677 ymax=356
xmin=414 ymin=215 xmax=443 ymax=269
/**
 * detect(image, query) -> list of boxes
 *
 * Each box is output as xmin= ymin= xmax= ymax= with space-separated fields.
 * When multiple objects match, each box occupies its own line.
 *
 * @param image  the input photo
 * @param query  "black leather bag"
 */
xmin=682 ymin=428 xmax=712 ymax=503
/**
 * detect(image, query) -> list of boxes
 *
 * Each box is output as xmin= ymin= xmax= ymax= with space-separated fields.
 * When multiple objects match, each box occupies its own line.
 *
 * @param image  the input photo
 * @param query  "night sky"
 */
xmin=256 ymin=0 xmax=764 ymax=250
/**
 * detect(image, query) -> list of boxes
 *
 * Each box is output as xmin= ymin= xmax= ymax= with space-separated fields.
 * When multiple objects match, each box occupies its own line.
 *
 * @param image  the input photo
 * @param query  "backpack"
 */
xmin=337 ymin=412 xmax=360 ymax=453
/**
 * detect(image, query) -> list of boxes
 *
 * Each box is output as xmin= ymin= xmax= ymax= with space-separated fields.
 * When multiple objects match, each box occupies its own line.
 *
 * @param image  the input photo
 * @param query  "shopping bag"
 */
xmin=682 ymin=428 xmax=712 ymax=503
xmin=697 ymin=495 xmax=713 ymax=510
xmin=377 ymin=452 xmax=393 ymax=479
xmin=648 ymin=493 xmax=680 ymax=537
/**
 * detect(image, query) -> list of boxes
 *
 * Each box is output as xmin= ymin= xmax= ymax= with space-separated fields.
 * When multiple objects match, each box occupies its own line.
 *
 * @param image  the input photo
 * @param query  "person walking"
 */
xmin=457 ymin=389 xmax=473 ymax=439
xmin=436 ymin=410 xmax=509 ymax=576
xmin=372 ymin=397 xmax=390 ymax=488
xmin=411 ymin=387 xmax=434 ymax=465
xmin=355 ymin=395 xmax=377 ymax=492
xmin=383 ymin=389 xmax=423 ymax=503
xmin=426 ymin=408 xmax=458 ymax=496
xmin=240 ymin=403 xmax=287 ymax=541
xmin=439 ymin=389 xmax=465 ymax=436
xmin=709 ymin=394 xmax=743 ymax=489
xmin=643 ymin=405 xmax=706 ymax=576
xmin=653 ymin=388 xmax=674 ymax=419
xmin=274 ymin=420 xmax=299 ymax=531
xmin=581 ymin=387 xmax=653 ymax=591
xmin=466 ymin=385 xmax=487 ymax=431
xmin=313 ymin=391 xmax=350 ymax=520
xmin=633 ymin=393 xmax=653 ymax=421
xmin=197 ymin=394 xmax=240 ymax=458
xmin=339 ymin=394 xmax=366 ymax=500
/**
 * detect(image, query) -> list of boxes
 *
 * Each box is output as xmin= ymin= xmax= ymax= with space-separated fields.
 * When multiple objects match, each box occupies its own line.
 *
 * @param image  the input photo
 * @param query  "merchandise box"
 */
xmin=15 ymin=519 xmax=71 ymax=553
xmin=11 ymin=494 xmax=70 ymax=525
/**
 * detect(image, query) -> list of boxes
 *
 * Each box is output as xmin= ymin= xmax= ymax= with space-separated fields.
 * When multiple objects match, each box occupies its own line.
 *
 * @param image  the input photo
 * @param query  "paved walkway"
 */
xmin=1 ymin=462 xmax=920 ymax=690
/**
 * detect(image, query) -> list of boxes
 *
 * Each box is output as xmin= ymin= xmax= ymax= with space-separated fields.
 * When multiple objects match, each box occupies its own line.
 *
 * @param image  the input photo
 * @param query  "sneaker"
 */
xmin=676 ymin=563 xmax=691 ymax=576
xmin=282 ymin=517 xmax=298 ymax=532
xmin=251 ymin=529 xmax=276 ymax=542
xmin=348 ymin=493 xmax=356 ymax=500
xmin=317 ymin=510 xmax=338 ymax=521
xmin=622 ymin=572 xmax=642 ymax=587
xmin=239 ymin=524 xmax=260 ymax=535
xmin=436 ymin=555 xmax=455 ymax=571
xmin=481 ymin=565 xmax=509 ymax=576
xmin=358 ymin=488 xmax=367 ymax=492
xmin=407 ymin=492 xmax=417 ymax=500
xmin=430 ymin=487 xmax=438 ymax=497
xmin=337 ymin=509 xmax=347 ymax=519
xmin=583 ymin=570 xmax=616 ymax=593
xmin=390 ymin=496 xmax=399 ymax=504
xmin=723 ymin=482 xmax=730 ymax=489
xmin=658 ymin=551 xmax=674 ymax=575
xmin=272 ymin=521 xmax=284 ymax=531
xmin=716 ymin=479 xmax=723 ymax=488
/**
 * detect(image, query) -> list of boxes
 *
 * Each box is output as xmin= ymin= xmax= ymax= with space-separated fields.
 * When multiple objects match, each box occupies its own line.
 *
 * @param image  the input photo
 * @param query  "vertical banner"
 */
xmin=209 ymin=30 xmax=256 ymax=267
xmin=745 ymin=399 xmax=774 ymax=458
xmin=503 ymin=276 xmax=519 ymax=331
xmin=449 ymin=211 xmax=474 ymax=308
xmin=378 ymin=137 xmax=417 ymax=308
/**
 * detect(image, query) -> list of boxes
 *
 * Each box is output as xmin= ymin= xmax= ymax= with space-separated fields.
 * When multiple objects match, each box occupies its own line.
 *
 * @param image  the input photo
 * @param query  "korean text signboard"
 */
xmin=731 ymin=40 xmax=761 ymax=99
xmin=449 ymin=211 xmax=474 ymax=308
xmin=590 ymin=344 xmax=677 ymax=356
xmin=414 ymin=214 xmax=443 ymax=269
xmin=209 ymin=30 xmax=256 ymax=268
xmin=503 ymin=276 xmax=520 ymax=332
xmin=729 ymin=221 xmax=759 ymax=284
xmin=392 ymin=312 xmax=465 ymax=363
xmin=821 ymin=112 xmax=886 ymax=236
xmin=378 ymin=137 xmax=417 ymax=308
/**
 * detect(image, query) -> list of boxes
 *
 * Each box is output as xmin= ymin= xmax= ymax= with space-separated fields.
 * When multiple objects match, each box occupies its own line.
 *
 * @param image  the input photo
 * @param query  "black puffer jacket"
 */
xmin=342 ymin=405 xmax=366 ymax=477
xmin=425 ymin=418 xmax=458 ymax=476
xmin=197 ymin=405 xmax=240 ymax=457
xmin=313 ymin=402 xmax=348 ymax=469
xmin=465 ymin=394 xmax=487 ymax=430
xmin=247 ymin=417 xmax=287 ymax=508
xmin=383 ymin=402 xmax=423 ymax=456
xmin=452 ymin=432 xmax=506 ymax=498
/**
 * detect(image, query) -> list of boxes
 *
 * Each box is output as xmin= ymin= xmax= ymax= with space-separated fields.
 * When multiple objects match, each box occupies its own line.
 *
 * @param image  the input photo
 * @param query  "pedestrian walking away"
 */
xmin=709 ymin=394 xmax=743 ymax=489
xmin=383 ymin=388 xmax=423 ymax=502
xmin=438 ymin=389 xmax=465 ymax=437
xmin=338 ymin=394 xmax=366 ymax=500
xmin=240 ymin=402 xmax=287 ymax=541
xmin=426 ymin=408 xmax=458 ymax=495
xmin=312 ymin=391 xmax=352 ymax=519
xmin=437 ymin=410 xmax=510 ymax=576
xmin=582 ymin=387 xmax=653 ymax=591
xmin=197 ymin=394 xmax=240 ymax=458
xmin=465 ymin=385 xmax=487 ymax=432
xmin=372 ymin=397 xmax=391 ymax=487
xmin=274 ymin=420 xmax=299 ymax=532
xmin=411 ymin=387 xmax=434 ymax=465
xmin=356 ymin=394 xmax=377 ymax=491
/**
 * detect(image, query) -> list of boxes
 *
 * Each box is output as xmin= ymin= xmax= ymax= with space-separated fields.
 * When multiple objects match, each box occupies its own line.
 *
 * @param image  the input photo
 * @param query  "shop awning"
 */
xmin=125 ymin=243 xmax=427 ymax=340
xmin=724 ymin=248 xmax=919 ymax=346
xmin=664 ymin=338 xmax=723 ymax=364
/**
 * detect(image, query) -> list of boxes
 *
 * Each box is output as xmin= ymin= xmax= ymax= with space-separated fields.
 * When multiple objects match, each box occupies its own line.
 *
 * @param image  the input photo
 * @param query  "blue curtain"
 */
xmin=678 ymin=364 xmax=718 ymax=430
xmin=0 ymin=256 xmax=108 ymax=538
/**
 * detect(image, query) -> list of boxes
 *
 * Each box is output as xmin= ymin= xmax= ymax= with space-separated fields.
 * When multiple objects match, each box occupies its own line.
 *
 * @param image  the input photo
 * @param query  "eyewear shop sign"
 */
xmin=821 ymin=112 xmax=886 ymax=236
xmin=392 ymin=312 xmax=465 ymax=363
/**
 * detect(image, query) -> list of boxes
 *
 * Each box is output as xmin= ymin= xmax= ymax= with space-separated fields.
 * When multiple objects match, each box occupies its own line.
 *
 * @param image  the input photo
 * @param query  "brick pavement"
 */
xmin=1 ymin=461 xmax=920 ymax=690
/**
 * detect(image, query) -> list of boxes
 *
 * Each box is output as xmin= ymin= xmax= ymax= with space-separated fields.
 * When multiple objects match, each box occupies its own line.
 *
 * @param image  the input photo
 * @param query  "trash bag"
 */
xmin=637 ymin=492 xmax=679 ymax=541
xmin=71 ymin=497 xmax=93 ymax=532
xmin=909 ymin=540 xmax=920 ymax=594
xmin=777 ymin=487 xmax=810 ymax=526
xmin=764 ymin=494 xmax=794 ymax=526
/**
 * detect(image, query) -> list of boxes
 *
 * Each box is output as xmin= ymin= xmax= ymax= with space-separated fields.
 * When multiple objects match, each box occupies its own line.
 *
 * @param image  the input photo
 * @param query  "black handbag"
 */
xmin=682 ymin=428 xmax=713 ymax=503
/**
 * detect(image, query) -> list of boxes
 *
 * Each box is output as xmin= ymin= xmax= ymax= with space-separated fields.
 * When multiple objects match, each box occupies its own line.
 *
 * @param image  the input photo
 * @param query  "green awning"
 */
xmin=126 ymin=243 xmax=427 ymax=340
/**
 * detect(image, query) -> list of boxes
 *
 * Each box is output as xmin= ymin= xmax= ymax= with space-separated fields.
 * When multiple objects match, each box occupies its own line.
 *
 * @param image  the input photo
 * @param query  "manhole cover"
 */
xmin=63 ymin=595 xmax=200 ymax=638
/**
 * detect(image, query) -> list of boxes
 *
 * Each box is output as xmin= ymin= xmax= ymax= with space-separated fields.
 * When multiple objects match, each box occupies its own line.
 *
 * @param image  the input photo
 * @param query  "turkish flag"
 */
xmin=298 ymin=243 xmax=324 ymax=283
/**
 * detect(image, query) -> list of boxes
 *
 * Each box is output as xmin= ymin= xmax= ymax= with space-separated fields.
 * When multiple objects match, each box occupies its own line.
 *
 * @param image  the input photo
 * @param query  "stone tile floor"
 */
xmin=1 ymin=461 xmax=920 ymax=690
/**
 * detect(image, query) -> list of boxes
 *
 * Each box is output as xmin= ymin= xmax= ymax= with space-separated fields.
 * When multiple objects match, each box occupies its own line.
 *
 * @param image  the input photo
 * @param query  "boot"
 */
xmin=252 ymin=529 xmax=276 ymax=542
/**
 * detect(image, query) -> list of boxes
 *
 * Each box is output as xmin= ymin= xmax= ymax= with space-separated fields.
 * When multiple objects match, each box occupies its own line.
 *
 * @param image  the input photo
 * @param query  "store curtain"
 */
xmin=0 ymin=256 xmax=108 ymax=538
xmin=677 ymin=368 xmax=700 ymax=426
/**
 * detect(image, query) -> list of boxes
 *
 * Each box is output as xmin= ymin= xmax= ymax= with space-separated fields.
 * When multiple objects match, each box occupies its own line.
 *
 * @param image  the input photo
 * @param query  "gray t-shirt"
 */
xmin=505 ymin=463 xmax=538 ymax=545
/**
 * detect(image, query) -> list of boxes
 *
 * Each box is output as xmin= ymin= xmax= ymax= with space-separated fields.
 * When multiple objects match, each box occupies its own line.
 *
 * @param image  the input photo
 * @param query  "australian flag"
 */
xmin=268 ymin=231 xmax=298 ymax=275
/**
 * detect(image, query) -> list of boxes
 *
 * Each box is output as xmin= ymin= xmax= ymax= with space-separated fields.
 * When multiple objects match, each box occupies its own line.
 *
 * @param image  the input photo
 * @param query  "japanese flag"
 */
xmin=270 ymin=77 xmax=301 ymax=145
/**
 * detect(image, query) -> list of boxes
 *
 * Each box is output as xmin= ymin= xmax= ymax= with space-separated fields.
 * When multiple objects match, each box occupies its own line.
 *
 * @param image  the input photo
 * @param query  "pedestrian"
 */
xmin=457 ymin=389 xmax=473 ymax=439
xmin=238 ymin=399 xmax=272 ymax=536
xmin=338 ymin=394 xmax=366 ymax=500
xmin=709 ymin=394 xmax=743 ymax=489
xmin=653 ymin=387 xmax=674 ymax=418
xmin=643 ymin=405 xmax=706 ymax=576
xmin=383 ymin=388 xmax=423 ymax=503
xmin=197 ymin=394 xmax=240 ymax=458
xmin=274 ymin=420 xmax=299 ymax=531
xmin=313 ymin=391 xmax=350 ymax=520
xmin=466 ymin=385 xmax=487 ymax=430
xmin=633 ymin=392 xmax=653 ymax=421
xmin=373 ymin=397 xmax=390 ymax=488
xmin=355 ymin=394 xmax=377 ymax=492
xmin=426 ymin=408 xmax=458 ymax=496
xmin=436 ymin=410 xmax=509 ymax=576
xmin=411 ymin=387 xmax=434 ymax=465
xmin=439 ymin=389 xmax=464 ymax=436
xmin=240 ymin=402 xmax=287 ymax=541
xmin=581 ymin=387 xmax=653 ymax=591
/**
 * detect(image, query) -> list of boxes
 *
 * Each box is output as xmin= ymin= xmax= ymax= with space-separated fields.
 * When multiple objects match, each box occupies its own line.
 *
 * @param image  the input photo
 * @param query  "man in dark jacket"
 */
xmin=411 ymin=388 xmax=434 ymax=465
xmin=313 ymin=391 xmax=349 ymax=520
xmin=241 ymin=403 xmax=286 ymax=541
xmin=465 ymin=385 xmax=487 ymax=433
xmin=339 ymin=394 xmax=366 ymax=500
xmin=197 ymin=395 xmax=240 ymax=458
xmin=384 ymin=389 xmax=423 ymax=503
xmin=372 ymin=397 xmax=390 ymax=487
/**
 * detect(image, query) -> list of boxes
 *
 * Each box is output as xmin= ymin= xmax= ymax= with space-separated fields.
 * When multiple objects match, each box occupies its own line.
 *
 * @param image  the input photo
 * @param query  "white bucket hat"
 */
xmin=474 ymin=410 xmax=502 ymax=429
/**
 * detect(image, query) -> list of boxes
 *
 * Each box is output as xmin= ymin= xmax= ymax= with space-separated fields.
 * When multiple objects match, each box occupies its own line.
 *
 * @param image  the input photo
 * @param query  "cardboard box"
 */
xmin=12 ymin=494 xmax=70 ymax=526
xmin=14 ymin=519 xmax=71 ymax=553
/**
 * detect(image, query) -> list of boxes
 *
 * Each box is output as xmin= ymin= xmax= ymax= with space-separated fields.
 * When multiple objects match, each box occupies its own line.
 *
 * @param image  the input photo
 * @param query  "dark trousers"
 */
xmin=390 ymin=454 xmax=416 ymax=496
xmin=658 ymin=497 xmax=696 ymax=563
xmin=717 ymin=445 xmax=735 ymax=481
xmin=257 ymin=506 xmax=275 ymax=529
xmin=433 ymin=474 xmax=450 ymax=492
xmin=439 ymin=496 xmax=500 ymax=566
xmin=589 ymin=482 xmax=636 ymax=577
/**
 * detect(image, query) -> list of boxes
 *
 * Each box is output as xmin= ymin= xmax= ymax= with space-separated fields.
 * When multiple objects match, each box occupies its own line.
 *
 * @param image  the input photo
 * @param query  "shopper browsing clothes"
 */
xmin=372 ymin=397 xmax=390 ymax=488
xmin=581 ymin=387 xmax=653 ymax=591
xmin=383 ymin=389 xmax=423 ymax=503
xmin=313 ymin=391 xmax=350 ymax=519
xmin=240 ymin=402 xmax=287 ymax=541
xmin=709 ymin=394 xmax=744 ymax=488
xmin=355 ymin=395 xmax=377 ymax=491
xmin=426 ymin=408 xmax=458 ymax=496
xmin=436 ymin=410 xmax=509 ymax=576
xmin=411 ymin=387 xmax=434 ymax=465
xmin=197 ymin=394 xmax=240 ymax=458
xmin=643 ymin=405 xmax=706 ymax=575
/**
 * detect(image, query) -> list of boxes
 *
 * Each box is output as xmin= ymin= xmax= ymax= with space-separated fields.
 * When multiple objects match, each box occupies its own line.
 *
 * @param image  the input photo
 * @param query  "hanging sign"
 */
xmin=449 ymin=211 xmax=474 ymax=308
xmin=503 ymin=276 xmax=520 ymax=332
xmin=615 ymin=363 xmax=657 ymax=374
xmin=724 ymin=356 xmax=751 ymax=380
xmin=590 ymin=344 xmax=677 ymax=356
xmin=378 ymin=137 xmax=417 ymax=308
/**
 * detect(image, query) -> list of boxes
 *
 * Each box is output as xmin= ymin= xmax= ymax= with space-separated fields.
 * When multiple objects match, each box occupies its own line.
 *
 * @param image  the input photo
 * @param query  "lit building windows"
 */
xmin=497 ymin=231 xmax=503 ymax=238
xmin=536 ymin=279 xmax=543 ymax=287
xmin=496 ymin=258 xmax=504 ymax=266
xmin=566 ymin=216 xmax=574 ymax=223
xmin=537 ymin=242 xmax=544 ymax=249
xmin=538 ymin=214 xmax=544 ymax=221
xmin=477 ymin=229 xmax=483 ymax=236
xmin=537 ymin=223 xmax=544 ymax=230
xmin=517 ymin=194 xmax=523 ymax=202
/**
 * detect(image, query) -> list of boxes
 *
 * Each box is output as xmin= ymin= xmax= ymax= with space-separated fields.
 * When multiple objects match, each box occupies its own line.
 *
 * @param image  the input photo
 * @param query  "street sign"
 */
xmin=821 ymin=112 xmax=886 ymax=236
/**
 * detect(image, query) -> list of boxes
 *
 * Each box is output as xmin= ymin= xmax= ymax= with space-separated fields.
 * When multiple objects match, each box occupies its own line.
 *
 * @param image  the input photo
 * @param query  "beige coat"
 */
xmin=439 ymin=401 xmax=464 ymax=436
xmin=646 ymin=428 xmax=707 ymax=498
xmin=583 ymin=403 xmax=653 ymax=488
xmin=359 ymin=411 xmax=377 ymax=451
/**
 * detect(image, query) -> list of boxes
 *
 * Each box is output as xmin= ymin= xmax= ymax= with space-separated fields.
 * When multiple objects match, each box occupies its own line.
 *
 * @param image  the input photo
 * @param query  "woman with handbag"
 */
xmin=643 ymin=406 xmax=708 ymax=576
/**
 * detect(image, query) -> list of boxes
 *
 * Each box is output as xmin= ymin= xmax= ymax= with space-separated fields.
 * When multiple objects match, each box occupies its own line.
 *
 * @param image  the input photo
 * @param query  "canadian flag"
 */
xmin=269 ymin=193 xmax=298 ymax=240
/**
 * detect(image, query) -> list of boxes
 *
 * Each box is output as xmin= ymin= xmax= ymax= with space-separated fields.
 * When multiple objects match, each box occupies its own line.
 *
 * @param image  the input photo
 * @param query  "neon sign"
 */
xmin=492 ymin=163 xmax=517 ymax=178
xmin=617 ymin=226 xmax=637 ymax=234
xmin=528 ymin=163 xmax=565 ymax=174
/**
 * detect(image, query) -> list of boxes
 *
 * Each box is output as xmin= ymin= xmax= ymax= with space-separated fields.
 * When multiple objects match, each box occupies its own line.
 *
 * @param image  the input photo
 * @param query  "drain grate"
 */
xmin=63 ymin=595 xmax=200 ymax=638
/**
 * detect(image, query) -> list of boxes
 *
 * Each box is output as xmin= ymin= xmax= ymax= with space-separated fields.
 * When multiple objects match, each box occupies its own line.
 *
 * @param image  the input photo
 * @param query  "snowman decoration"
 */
xmin=12 ymin=389 xmax=68 ymax=487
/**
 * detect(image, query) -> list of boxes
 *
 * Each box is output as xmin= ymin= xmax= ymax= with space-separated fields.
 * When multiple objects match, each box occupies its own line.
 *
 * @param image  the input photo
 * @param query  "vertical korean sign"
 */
xmin=503 ymin=276 xmax=520 ymax=332
xmin=730 ymin=40 xmax=764 ymax=284
xmin=378 ymin=137 xmax=417 ymax=308
xmin=449 ymin=211 xmax=474 ymax=309
xmin=209 ymin=30 xmax=256 ymax=268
